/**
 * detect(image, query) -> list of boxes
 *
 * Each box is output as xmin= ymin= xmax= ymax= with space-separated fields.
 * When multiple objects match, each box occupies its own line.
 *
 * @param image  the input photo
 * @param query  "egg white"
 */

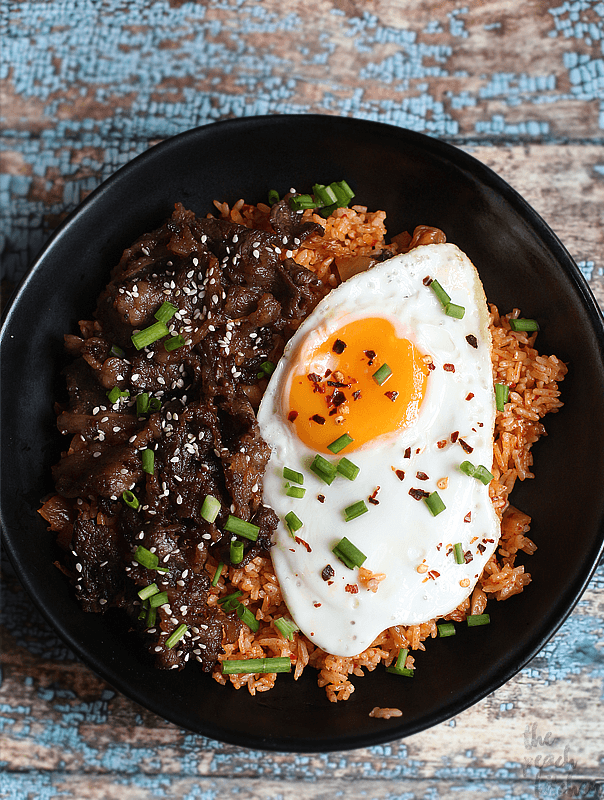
xmin=257 ymin=243 xmax=500 ymax=657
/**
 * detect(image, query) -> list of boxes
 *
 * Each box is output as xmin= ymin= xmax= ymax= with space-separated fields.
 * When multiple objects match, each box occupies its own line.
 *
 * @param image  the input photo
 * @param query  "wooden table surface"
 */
xmin=1 ymin=1 xmax=603 ymax=798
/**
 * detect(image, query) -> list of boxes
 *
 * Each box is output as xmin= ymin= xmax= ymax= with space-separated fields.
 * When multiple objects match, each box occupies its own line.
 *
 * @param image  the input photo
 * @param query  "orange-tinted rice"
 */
xmin=208 ymin=199 xmax=567 ymax=702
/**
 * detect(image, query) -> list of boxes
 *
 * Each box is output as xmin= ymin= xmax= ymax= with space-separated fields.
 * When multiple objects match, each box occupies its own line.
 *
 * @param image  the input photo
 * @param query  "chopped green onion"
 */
xmin=274 ymin=617 xmax=299 ymax=641
xmin=122 ymin=490 xmax=140 ymax=511
xmin=221 ymin=657 xmax=291 ymax=675
xmin=131 ymin=321 xmax=169 ymax=351
xmin=166 ymin=623 xmax=187 ymax=649
xmin=134 ymin=545 xmax=158 ymax=569
xmin=142 ymin=448 xmax=154 ymax=474
xmin=310 ymin=454 xmax=337 ymax=485
xmin=459 ymin=461 xmax=476 ymax=477
xmin=146 ymin=605 xmax=157 ymax=628
xmin=230 ymin=540 xmax=244 ymax=565
xmin=473 ymin=465 xmax=494 ymax=485
xmin=211 ymin=562 xmax=224 ymax=587
xmin=437 ymin=622 xmax=456 ymax=638
xmin=327 ymin=432 xmax=354 ymax=454
xmin=136 ymin=392 xmax=150 ymax=415
xmin=386 ymin=665 xmax=414 ymax=677
xmin=509 ymin=318 xmax=539 ymax=332
xmin=386 ymin=648 xmax=413 ymax=676
xmin=337 ymin=457 xmax=360 ymax=481
xmin=331 ymin=179 xmax=355 ymax=206
xmin=155 ymin=566 xmax=169 ymax=575
xmin=313 ymin=183 xmax=338 ymax=206
xmin=467 ymin=613 xmax=491 ymax=627
xmin=318 ymin=202 xmax=337 ymax=219
xmin=236 ymin=603 xmax=259 ymax=632
xmin=332 ymin=536 xmax=367 ymax=569
xmin=289 ymin=194 xmax=317 ymax=211
xmin=201 ymin=494 xmax=221 ymax=523
xmin=285 ymin=484 xmax=306 ymax=499
xmin=149 ymin=397 xmax=161 ymax=412
xmin=224 ymin=515 xmax=260 ymax=541
xmin=138 ymin=599 xmax=148 ymax=620
xmin=283 ymin=466 xmax=304 ymax=485
xmin=495 ymin=383 xmax=509 ymax=411
xmin=285 ymin=511 xmax=303 ymax=535
xmin=454 ymin=543 xmax=464 ymax=564
xmin=445 ymin=302 xmax=465 ymax=319
xmin=107 ymin=386 xmax=130 ymax=404
xmin=372 ymin=363 xmax=392 ymax=385
xmin=344 ymin=500 xmax=368 ymax=522
xmin=164 ymin=334 xmax=186 ymax=352
xmin=110 ymin=344 xmax=125 ymax=358
xmin=430 ymin=279 xmax=451 ymax=307
xmin=138 ymin=583 xmax=159 ymax=601
xmin=424 ymin=491 xmax=446 ymax=516
xmin=259 ymin=360 xmax=275 ymax=377
xmin=154 ymin=301 xmax=178 ymax=323
xmin=268 ymin=189 xmax=280 ymax=205
xmin=149 ymin=591 xmax=169 ymax=608
xmin=219 ymin=590 xmax=243 ymax=606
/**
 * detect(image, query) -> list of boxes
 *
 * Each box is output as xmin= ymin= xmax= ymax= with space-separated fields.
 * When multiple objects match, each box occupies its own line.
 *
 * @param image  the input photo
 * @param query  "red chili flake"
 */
xmin=427 ymin=362 xmax=436 ymax=371
xmin=394 ymin=469 xmax=405 ymax=481
xmin=465 ymin=392 xmax=474 ymax=401
xmin=327 ymin=380 xmax=348 ymax=388
xmin=307 ymin=372 xmax=321 ymax=383
xmin=310 ymin=414 xmax=325 ymax=425
xmin=416 ymin=471 xmax=429 ymax=481
xmin=313 ymin=383 xmax=325 ymax=394
xmin=353 ymin=390 xmax=361 ymax=401
xmin=483 ymin=538 xmax=495 ymax=543
xmin=466 ymin=334 xmax=478 ymax=349
xmin=289 ymin=548 xmax=296 ymax=552
xmin=437 ymin=439 xmax=447 ymax=449
xmin=325 ymin=369 xmax=332 ymax=377
xmin=368 ymin=486 xmax=381 ymax=505
xmin=450 ymin=431 xmax=459 ymax=443
xmin=423 ymin=275 xmax=432 ymax=286
xmin=331 ymin=390 xmax=346 ymax=407
xmin=364 ymin=350 xmax=376 ymax=365
xmin=459 ymin=438 xmax=473 ymax=454
xmin=327 ymin=580 xmax=334 ymax=586
xmin=314 ymin=602 xmax=322 ymax=607
xmin=345 ymin=584 xmax=359 ymax=594
xmin=409 ymin=487 xmax=430 ymax=500
xmin=328 ymin=408 xmax=338 ymax=416
xmin=464 ymin=511 xmax=472 ymax=523
xmin=404 ymin=447 xmax=411 ymax=459
xmin=477 ymin=421 xmax=483 ymax=427
xmin=332 ymin=338 xmax=347 ymax=354
xmin=321 ymin=564 xmax=335 ymax=581
xmin=317 ymin=494 xmax=325 ymax=503
xmin=477 ymin=543 xmax=486 ymax=554
xmin=288 ymin=410 xmax=298 ymax=422
xmin=428 ymin=570 xmax=440 ymax=580
xmin=295 ymin=536 xmax=312 ymax=553
xmin=384 ymin=390 xmax=399 ymax=402
xmin=443 ymin=363 xmax=455 ymax=372
xmin=436 ymin=543 xmax=442 ymax=551
xmin=464 ymin=550 xmax=473 ymax=564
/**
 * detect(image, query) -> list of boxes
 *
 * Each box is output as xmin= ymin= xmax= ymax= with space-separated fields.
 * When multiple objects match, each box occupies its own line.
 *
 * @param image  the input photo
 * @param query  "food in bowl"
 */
xmin=39 ymin=186 xmax=566 ymax=703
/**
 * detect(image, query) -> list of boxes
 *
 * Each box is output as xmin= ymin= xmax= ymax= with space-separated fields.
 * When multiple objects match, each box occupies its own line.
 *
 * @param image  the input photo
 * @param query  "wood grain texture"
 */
xmin=1 ymin=0 xmax=603 ymax=797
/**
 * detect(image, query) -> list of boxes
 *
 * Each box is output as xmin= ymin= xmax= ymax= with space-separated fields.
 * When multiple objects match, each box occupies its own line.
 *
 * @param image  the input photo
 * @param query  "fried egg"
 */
xmin=257 ymin=243 xmax=500 ymax=657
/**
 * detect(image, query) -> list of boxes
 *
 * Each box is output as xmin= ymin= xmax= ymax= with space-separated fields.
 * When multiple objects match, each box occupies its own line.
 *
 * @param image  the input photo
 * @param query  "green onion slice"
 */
xmin=201 ymin=495 xmax=221 ymax=523
xmin=386 ymin=647 xmax=414 ymax=675
xmin=344 ymin=500 xmax=368 ymax=522
xmin=473 ymin=465 xmax=494 ymax=485
xmin=283 ymin=466 xmax=304 ymax=485
xmin=509 ymin=318 xmax=539 ymax=332
xmin=146 ymin=605 xmax=157 ymax=628
xmin=211 ymin=562 xmax=224 ymax=587
xmin=454 ymin=543 xmax=464 ymax=564
xmin=332 ymin=536 xmax=366 ymax=569
xmin=337 ymin=457 xmax=360 ymax=481
xmin=274 ymin=617 xmax=299 ymax=641
xmin=372 ymin=363 xmax=392 ymax=386
xmin=437 ymin=622 xmax=456 ymax=638
xmin=268 ymin=189 xmax=280 ymax=204
xmin=310 ymin=454 xmax=337 ymax=485
xmin=107 ymin=386 xmax=129 ymax=404
xmin=219 ymin=590 xmax=243 ymax=606
xmin=445 ymin=302 xmax=465 ymax=319
xmin=459 ymin=460 xmax=476 ymax=477
xmin=142 ymin=448 xmax=154 ymax=474
xmin=138 ymin=583 xmax=159 ymax=601
xmin=122 ymin=490 xmax=140 ymax=511
xmin=131 ymin=321 xmax=169 ymax=351
xmin=467 ymin=613 xmax=491 ymax=627
xmin=134 ymin=545 xmax=158 ymax=569
xmin=495 ymin=383 xmax=509 ymax=411
xmin=424 ymin=491 xmax=446 ymax=516
xmin=154 ymin=301 xmax=178 ymax=323
xmin=136 ymin=392 xmax=150 ymax=415
xmin=313 ymin=183 xmax=338 ymax=206
xmin=223 ymin=515 xmax=260 ymax=541
xmin=236 ymin=603 xmax=259 ymax=633
xmin=429 ymin=279 xmax=451 ymax=307
xmin=285 ymin=484 xmax=306 ymax=499
xmin=164 ymin=334 xmax=186 ymax=352
xmin=285 ymin=511 xmax=303 ymax=536
xmin=221 ymin=657 xmax=291 ymax=675
xmin=149 ymin=397 xmax=161 ymax=412
xmin=327 ymin=433 xmax=354 ymax=454
xmin=149 ymin=591 xmax=169 ymax=608
xmin=230 ymin=540 xmax=244 ymax=564
xmin=166 ymin=623 xmax=187 ymax=649
xmin=289 ymin=194 xmax=317 ymax=211
xmin=110 ymin=344 xmax=125 ymax=358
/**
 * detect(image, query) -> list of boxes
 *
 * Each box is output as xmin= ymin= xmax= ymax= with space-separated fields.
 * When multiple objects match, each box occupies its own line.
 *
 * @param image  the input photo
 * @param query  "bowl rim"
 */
xmin=2 ymin=113 xmax=604 ymax=751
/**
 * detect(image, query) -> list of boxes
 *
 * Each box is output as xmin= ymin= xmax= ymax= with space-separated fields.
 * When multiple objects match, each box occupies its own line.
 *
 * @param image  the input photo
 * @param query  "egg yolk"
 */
xmin=287 ymin=317 xmax=429 ymax=454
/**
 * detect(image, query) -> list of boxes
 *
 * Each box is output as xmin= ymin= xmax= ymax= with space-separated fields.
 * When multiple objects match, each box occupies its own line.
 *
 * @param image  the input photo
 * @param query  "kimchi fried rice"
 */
xmin=209 ymin=198 xmax=567 ymax=702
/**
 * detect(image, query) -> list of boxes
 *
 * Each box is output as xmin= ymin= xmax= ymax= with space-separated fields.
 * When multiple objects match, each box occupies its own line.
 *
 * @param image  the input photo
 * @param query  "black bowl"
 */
xmin=2 ymin=115 xmax=604 ymax=752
